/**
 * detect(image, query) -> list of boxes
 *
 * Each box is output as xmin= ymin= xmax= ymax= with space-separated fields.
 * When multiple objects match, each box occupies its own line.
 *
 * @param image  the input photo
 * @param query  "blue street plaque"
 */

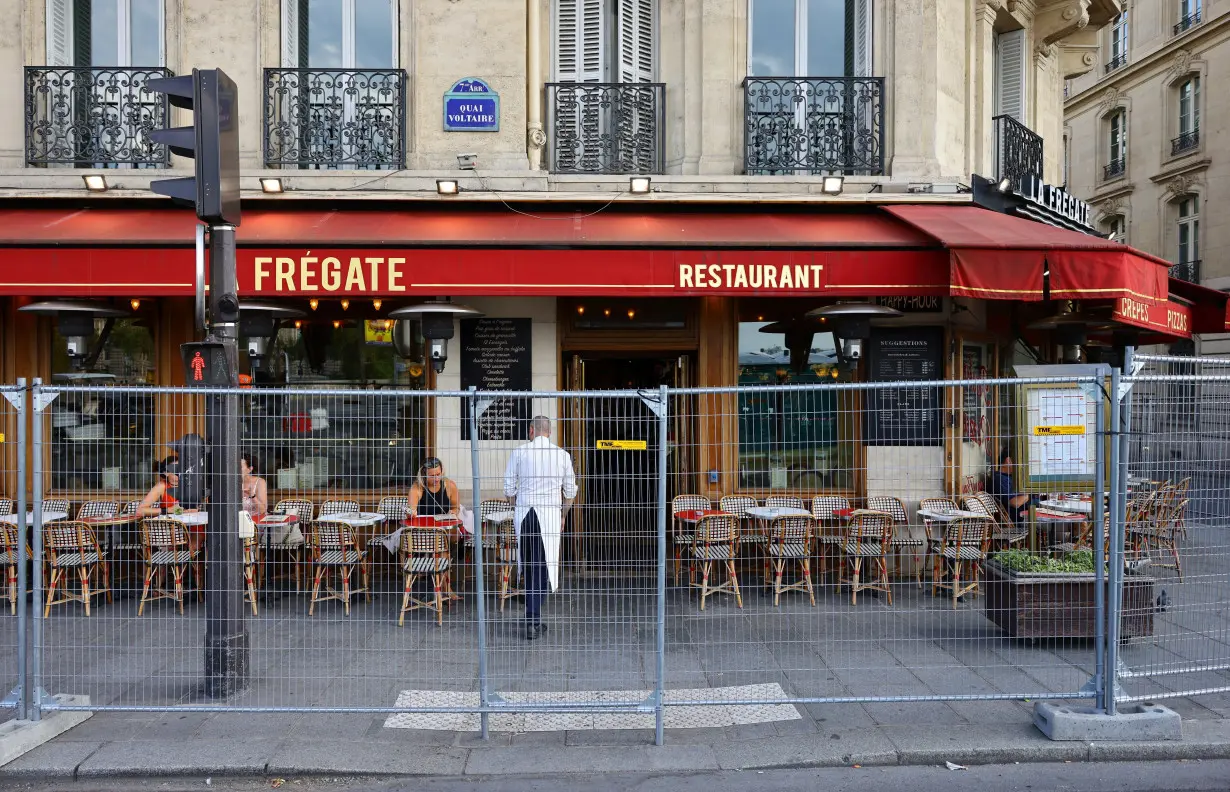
xmin=443 ymin=77 xmax=500 ymax=132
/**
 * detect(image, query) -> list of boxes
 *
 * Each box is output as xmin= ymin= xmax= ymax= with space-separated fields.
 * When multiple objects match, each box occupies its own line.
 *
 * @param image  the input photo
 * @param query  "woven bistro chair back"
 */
xmin=0 ymin=498 xmax=12 ymax=516
xmin=719 ymin=495 xmax=757 ymax=518
xmin=41 ymin=499 xmax=71 ymax=517
xmin=920 ymin=497 xmax=960 ymax=514
xmin=866 ymin=496 xmax=908 ymax=525
xmin=77 ymin=501 xmax=118 ymax=520
xmin=141 ymin=517 xmax=192 ymax=551
xmin=274 ymin=499 xmax=316 ymax=522
xmin=765 ymin=495 xmax=805 ymax=510
xmin=319 ymin=500 xmax=361 ymax=517
xmin=811 ymin=496 xmax=852 ymax=520
xmin=377 ymin=496 xmax=410 ymax=523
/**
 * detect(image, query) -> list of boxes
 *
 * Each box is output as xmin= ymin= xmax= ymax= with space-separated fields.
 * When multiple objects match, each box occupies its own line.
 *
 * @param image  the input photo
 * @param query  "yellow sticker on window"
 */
xmin=1034 ymin=425 xmax=1086 ymax=436
xmin=596 ymin=439 xmax=648 ymax=450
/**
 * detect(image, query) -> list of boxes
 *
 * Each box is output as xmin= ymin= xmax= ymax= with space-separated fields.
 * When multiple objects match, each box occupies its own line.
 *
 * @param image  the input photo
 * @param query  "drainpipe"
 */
xmin=527 ymin=0 xmax=545 ymax=170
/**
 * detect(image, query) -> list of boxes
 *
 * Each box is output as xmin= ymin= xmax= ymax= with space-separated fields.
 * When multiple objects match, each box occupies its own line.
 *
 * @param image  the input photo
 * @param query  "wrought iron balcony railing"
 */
xmin=1170 ymin=259 xmax=1200 ymax=284
xmin=1105 ymin=53 xmax=1128 ymax=73
xmin=1103 ymin=158 xmax=1126 ymax=180
xmin=742 ymin=77 xmax=885 ymax=175
xmin=1174 ymin=10 xmax=1201 ymax=34
xmin=544 ymin=83 xmax=666 ymax=174
xmin=1171 ymin=129 xmax=1199 ymax=155
xmin=264 ymin=69 xmax=407 ymax=170
xmin=25 ymin=66 xmax=173 ymax=167
xmin=992 ymin=114 xmax=1043 ymax=188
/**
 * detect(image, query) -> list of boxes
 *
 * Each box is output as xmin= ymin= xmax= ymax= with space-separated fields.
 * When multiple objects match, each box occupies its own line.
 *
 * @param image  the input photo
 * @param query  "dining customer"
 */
xmin=408 ymin=456 xmax=461 ymax=519
xmin=137 ymin=457 xmax=202 ymax=550
xmin=503 ymin=415 xmax=577 ymax=641
xmin=241 ymin=453 xmax=268 ymax=518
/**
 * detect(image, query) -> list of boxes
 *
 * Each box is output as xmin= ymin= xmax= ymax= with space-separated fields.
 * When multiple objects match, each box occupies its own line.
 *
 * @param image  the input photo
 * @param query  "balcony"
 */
xmin=742 ymin=77 xmax=885 ymax=176
xmin=1103 ymin=158 xmax=1126 ymax=180
xmin=544 ymin=83 xmax=665 ymax=174
xmin=992 ymin=114 xmax=1043 ymax=188
xmin=1171 ymin=129 xmax=1200 ymax=156
xmin=24 ymin=66 xmax=173 ymax=167
xmin=1174 ymin=10 xmax=1201 ymax=35
xmin=1170 ymin=259 xmax=1200 ymax=284
xmin=1105 ymin=54 xmax=1128 ymax=73
xmin=263 ymin=69 xmax=407 ymax=170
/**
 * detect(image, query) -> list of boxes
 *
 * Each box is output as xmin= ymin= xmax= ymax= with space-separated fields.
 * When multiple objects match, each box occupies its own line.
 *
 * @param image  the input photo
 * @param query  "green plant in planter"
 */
xmin=992 ymin=549 xmax=1097 ymax=574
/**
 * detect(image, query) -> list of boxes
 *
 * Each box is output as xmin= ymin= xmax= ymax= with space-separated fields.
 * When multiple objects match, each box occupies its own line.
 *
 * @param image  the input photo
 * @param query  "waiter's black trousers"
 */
xmin=520 ymin=508 xmax=549 ymax=623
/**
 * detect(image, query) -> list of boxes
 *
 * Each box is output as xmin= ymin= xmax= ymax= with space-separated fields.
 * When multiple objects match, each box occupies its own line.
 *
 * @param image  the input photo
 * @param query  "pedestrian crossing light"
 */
xmin=147 ymin=68 xmax=242 ymax=226
xmin=180 ymin=340 xmax=234 ymax=387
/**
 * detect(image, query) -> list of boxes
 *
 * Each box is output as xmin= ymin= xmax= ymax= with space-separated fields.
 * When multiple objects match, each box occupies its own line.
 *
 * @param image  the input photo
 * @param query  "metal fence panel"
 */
xmin=1116 ymin=355 xmax=1230 ymax=705
xmin=1 ymin=382 xmax=27 ymax=720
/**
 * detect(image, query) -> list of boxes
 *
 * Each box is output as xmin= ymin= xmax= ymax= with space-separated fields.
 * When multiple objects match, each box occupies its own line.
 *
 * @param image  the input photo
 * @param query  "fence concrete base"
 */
xmin=1033 ymin=701 xmax=1182 ymax=741
xmin=0 ymin=695 xmax=92 ymax=768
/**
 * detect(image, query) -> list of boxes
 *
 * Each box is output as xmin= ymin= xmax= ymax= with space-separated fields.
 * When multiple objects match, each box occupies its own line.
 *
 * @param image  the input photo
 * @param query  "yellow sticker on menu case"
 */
xmin=596 ymin=439 xmax=648 ymax=450
xmin=1034 ymin=425 xmax=1086 ymax=436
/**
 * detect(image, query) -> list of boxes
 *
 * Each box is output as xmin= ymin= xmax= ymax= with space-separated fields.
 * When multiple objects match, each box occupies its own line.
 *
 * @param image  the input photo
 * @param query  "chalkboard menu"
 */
xmin=863 ymin=326 xmax=944 ymax=447
xmin=460 ymin=318 xmax=533 ymax=441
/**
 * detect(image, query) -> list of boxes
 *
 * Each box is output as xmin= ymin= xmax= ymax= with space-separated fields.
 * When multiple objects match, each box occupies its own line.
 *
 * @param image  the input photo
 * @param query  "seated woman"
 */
xmin=408 ymin=456 xmax=462 ymax=539
xmin=137 ymin=457 xmax=202 ymax=550
xmin=241 ymin=453 xmax=268 ymax=519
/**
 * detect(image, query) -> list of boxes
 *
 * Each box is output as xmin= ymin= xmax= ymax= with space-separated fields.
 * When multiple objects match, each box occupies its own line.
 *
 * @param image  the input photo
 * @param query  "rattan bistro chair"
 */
xmin=841 ymin=510 xmax=894 ymax=605
xmin=43 ymin=520 xmax=110 ymax=617
xmin=1 ymin=522 xmax=23 ymax=614
xmin=467 ymin=499 xmax=510 ymax=584
xmin=672 ymin=495 xmax=712 ymax=586
xmin=766 ymin=515 xmax=816 ymax=606
xmin=689 ymin=513 xmax=742 ymax=610
xmin=270 ymin=498 xmax=314 ymax=591
xmin=811 ymin=495 xmax=853 ymax=580
xmin=398 ymin=527 xmax=453 ymax=626
xmin=0 ymin=498 xmax=13 ymax=516
xmin=933 ymin=516 xmax=990 ymax=609
xmin=964 ymin=492 xmax=1027 ymax=550
xmin=307 ymin=520 xmax=370 ymax=616
xmin=867 ymin=495 xmax=922 ymax=583
xmin=137 ymin=518 xmax=203 ymax=616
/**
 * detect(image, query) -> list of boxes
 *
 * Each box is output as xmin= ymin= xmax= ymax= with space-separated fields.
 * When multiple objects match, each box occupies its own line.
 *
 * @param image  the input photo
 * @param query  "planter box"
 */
xmin=983 ymin=560 xmax=1154 ymax=640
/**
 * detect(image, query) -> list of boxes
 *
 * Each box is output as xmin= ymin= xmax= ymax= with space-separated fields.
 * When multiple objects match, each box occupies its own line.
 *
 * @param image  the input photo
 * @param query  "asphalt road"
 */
xmin=7 ymin=761 xmax=1230 ymax=792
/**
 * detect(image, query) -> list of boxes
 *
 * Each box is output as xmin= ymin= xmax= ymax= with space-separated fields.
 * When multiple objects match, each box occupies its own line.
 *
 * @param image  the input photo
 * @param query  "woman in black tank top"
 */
xmin=409 ymin=456 xmax=460 ymax=519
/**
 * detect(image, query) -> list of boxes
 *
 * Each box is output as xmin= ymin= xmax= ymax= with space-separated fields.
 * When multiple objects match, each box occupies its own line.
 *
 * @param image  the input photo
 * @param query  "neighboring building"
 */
xmin=13 ymin=0 xmax=1205 ymax=521
xmin=1064 ymin=0 xmax=1229 ymax=356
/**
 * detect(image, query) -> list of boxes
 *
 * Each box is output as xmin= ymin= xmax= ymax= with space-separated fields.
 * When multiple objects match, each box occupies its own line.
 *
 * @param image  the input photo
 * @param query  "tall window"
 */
xmin=1105 ymin=110 xmax=1127 ymax=179
xmin=737 ymin=309 xmax=856 ymax=492
xmin=1178 ymin=196 xmax=1199 ymax=266
xmin=1178 ymin=76 xmax=1200 ymax=135
xmin=748 ymin=0 xmax=871 ymax=77
xmin=553 ymin=0 xmax=656 ymax=83
xmin=282 ymin=0 xmax=397 ymax=69
xmin=1106 ymin=215 xmax=1126 ymax=244
xmin=1108 ymin=9 xmax=1128 ymax=69
xmin=1176 ymin=0 xmax=1201 ymax=32
xmin=49 ymin=317 xmax=156 ymax=492
xmin=46 ymin=0 xmax=163 ymax=66
xmin=993 ymin=29 xmax=1025 ymax=121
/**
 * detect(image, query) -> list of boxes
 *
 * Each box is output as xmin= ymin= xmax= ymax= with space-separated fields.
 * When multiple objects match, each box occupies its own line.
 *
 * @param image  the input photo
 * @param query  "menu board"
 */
xmin=863 ymin=326 xmax=944 ymax=446
xmin=460 ymin=318 xmax=533 ymax=441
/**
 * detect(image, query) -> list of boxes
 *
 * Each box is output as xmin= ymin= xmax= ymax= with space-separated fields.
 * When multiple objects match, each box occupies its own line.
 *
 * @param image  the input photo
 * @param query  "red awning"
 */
xmin=883 ymin=204 xmax=1171 ymax=303
xmin=1168 ymin=277 xmax=1230 ymax=334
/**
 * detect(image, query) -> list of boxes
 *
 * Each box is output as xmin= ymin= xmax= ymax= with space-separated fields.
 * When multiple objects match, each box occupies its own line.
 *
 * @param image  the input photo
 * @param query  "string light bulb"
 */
xmin=627 ymin=309 xmax=636 ymax=319
xmin=603 ymin=309 xmax=611 ymax=317
xmin=373 ymin=299 xmax=383 ymax=311
xmin=577 ymin=306 xmax=585 ymax=315
xmin=340 ymin=299 xmax=349 ymax=310
xmin=332 ymin=320 xmax=341 ymax=329
xmin=309 ymin=299 xmax=319 ymax=311
xmin=130 ymin=299 xmax=141 ymax=311
xmin=294 ymin=320 xmax=302 ymax=329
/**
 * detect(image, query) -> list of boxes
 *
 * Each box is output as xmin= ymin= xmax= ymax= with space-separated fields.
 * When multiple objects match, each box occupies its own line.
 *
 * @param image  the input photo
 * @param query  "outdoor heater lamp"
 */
xmin=388 ymin=299 xmax=483 ymax=374
xmin=805 ymin=302 xmax=904 ymax=365
xmin=18 ymin=300 xmax=131 ymax=369
xmin=238 ymin=301 xmax=307 ymax=374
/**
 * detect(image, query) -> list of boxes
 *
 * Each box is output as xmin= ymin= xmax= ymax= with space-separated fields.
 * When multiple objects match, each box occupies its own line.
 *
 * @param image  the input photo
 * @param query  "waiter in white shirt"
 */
xmin=503 ymin=415 xmax=578 ymax=641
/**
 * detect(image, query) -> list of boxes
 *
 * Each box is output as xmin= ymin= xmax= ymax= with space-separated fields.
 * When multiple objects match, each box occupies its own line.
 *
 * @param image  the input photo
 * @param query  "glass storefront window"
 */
xmin=50 ymin=318 xmax=156 ymax=491
xmin=241 ymin=320 xmax=429 ymax=491
xmin=737 ymin=319 xmax=856 ymax=491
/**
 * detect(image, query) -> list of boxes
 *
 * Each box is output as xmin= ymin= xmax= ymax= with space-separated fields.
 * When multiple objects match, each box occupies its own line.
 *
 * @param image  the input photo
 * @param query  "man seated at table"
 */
xmin=986 ymin=448 xmax=1036 ymax=526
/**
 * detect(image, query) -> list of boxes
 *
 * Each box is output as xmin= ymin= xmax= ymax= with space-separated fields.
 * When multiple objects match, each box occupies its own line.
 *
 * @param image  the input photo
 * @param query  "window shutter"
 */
xmin=852 ymin=0 xmax=872 ymax=77
xmin=46 ymin=0 xmax=73 ymax=66
xmin=554 ymin=0 xmax=605 ymax=82
xmin=282 ymin=0 xmax=301 ymax=68
xmin=617 ymin=0 xmax=654 ymax=83
xmin=995 ymin=29 xmax=1025 ymax=121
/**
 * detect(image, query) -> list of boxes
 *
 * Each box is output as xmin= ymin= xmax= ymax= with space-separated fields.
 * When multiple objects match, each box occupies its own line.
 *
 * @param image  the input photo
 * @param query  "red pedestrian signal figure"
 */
xmin=190 ymin=351 xmax=206 ymax=382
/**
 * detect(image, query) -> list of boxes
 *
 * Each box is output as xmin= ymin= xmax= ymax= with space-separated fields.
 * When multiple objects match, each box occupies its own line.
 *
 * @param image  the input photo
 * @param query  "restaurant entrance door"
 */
xmin=565 ymin=353 xmax=693 ymax=570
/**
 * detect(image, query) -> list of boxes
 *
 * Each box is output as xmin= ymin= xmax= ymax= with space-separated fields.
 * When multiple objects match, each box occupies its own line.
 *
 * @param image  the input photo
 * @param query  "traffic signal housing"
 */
xmin=147 ymin=68 xmax=241 ymax=226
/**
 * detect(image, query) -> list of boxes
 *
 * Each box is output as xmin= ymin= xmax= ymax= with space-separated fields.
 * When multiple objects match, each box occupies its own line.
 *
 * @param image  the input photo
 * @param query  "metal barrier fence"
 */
xmin=1115 ymin=354 xmax=1230 ymax=706
xmin=2 ymin=367 xmax=1217 ymax=738
xmin=1 ymin=381 xmax=28 ymax=720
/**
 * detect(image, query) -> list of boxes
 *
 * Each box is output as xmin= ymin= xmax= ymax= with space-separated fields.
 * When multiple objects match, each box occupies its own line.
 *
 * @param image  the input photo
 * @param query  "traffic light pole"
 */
xmin=203 ymin=223 xmax=248 ymax=697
